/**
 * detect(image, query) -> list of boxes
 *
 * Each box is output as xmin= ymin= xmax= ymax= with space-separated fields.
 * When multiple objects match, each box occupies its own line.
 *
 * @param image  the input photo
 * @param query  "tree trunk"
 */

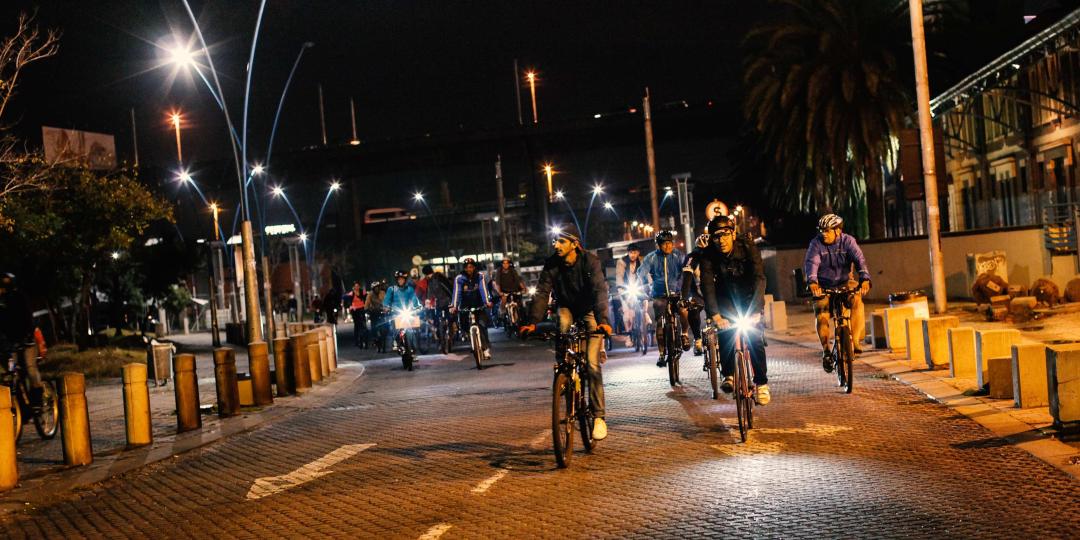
xmin=867 ymin=164 xmax=886 ymax=239
xmin=75 ymin=270 xmax=94 ymax=351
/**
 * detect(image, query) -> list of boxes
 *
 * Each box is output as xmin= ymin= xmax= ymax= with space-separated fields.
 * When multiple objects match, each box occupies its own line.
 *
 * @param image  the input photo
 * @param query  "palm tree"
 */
xmin=742 ymin=0 xmax=957 ymax=238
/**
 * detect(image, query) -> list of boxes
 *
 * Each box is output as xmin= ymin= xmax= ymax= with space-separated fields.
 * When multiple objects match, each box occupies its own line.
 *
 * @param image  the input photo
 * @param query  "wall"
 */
xmin=762 ymin=227 xmax=1071 ymax=302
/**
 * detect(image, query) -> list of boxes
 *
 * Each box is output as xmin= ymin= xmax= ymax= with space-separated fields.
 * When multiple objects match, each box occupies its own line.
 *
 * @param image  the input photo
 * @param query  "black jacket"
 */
xmin=528 ymin=249 xmax=609 ymax=325
xmin=699 ymin=235 xmax=766 ymax=320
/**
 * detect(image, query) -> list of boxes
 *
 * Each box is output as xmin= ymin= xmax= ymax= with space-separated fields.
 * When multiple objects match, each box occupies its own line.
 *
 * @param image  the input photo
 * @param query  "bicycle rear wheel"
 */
xmin=552 ymin=372 xmax=574 ymax=468
xmin=10 ymin=391 xmax=22 ymax=443
xmin=577 ymin=376 xmax=595 ymax=453
xmin=839 ymin=326 xmax=854 ymax=394
xmin=33 ymin=380 xmax=59 ymax=439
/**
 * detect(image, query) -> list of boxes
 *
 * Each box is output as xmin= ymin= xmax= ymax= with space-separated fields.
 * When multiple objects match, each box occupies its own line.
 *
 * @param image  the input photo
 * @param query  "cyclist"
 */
xmin=637 ymin=230 xmax=691 ymax=367
xmin=614 ymin=243 xmax=646 ymax=335
xmin=491 ymin=257 xmax=525 ymax=323
xmin=451 ymin=258 xmax=493 ymax=360
xmin=520 ymin=224 xmax=613 ymax=440
xmin=680 ymin=232 xmax=710 ymax=356
xmin=384 ymin=270 xmax=422 ymax=352
xmin=699 ymin=215 xmax=771 ymax=405
xmin=0 ymin=272 xmax=43 ymax=403
xmin=365 ymin=281 xmax=387 ymax=353
xmin=803 ymin=213 xmax=871 ymax=373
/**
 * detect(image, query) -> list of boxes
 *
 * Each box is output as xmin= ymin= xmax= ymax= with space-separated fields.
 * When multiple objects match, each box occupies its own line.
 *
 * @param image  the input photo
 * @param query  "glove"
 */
xmin=711 ymin=314 xmax=731 ymax=329
xmin=597 ymin=323 xmax=613 ymax=336
xmin=519 ymin=324 xmax=536 ymax=337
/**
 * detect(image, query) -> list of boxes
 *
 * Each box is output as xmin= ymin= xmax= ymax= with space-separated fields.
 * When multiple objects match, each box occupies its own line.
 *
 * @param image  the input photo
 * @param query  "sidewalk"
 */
xmin=766 ymin=300 xmax=1080 ymax=479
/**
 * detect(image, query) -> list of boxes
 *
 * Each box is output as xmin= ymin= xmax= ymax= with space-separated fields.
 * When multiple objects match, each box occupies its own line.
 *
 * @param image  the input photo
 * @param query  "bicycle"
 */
xmin=2 ymin=344 xmax=59 ymax=442
xmin=655 ymin=294 xmax=685 ymax=387
xmin=502 ymin=293 xmax=522 ymax=337
xmin=458 ymin=306 xmax=489 ymax=370
xmin=391 ymin=307 xmax=421 ymax=371
xmin=817 ymin=287 xmax=857 ymax=394
xmin=528 ymin=321 xmax=605 ymax=468
xmin=728 ymin=316 xmax=759 ymax=442
xmin=701 ymin=321 xmax=721 ymax=400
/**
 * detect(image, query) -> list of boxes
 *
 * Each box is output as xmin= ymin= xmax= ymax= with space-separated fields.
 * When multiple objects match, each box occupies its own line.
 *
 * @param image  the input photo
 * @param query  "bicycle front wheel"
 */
xmin=577 ymin=376 xmax=595 ymax=453
xmin=552 ymin=372 xmax=574 ymax=468
xmin=706 ymin=333 xmax=719 ymax=400
xmin=734 ymin=351 xmax=751 ymax=442
xmin=11 ymin=390 xmax=22 ymax=443
xmin=33 ymin=380 xmax=59 ymax=439
xmin=839 ymin=326 xmax=854 ymax=394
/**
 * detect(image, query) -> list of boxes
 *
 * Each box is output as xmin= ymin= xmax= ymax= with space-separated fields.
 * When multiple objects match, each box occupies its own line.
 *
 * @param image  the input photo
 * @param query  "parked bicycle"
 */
xmin=2 ymin=344 xmax=59 ymax=442
xmin=817 ymin=287 xmax=857 ymax=394
xmin=656 ymin=294 xmax=685 ymax=387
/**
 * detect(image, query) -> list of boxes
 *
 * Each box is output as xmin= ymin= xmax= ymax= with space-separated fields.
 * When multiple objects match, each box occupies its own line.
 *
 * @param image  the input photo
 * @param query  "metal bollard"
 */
xmin=213 ymin=348 xmax=240 ymax=417
xmin=317 ymin=329 xmax=330 ymax=379
xmin=289 ymin=334 xmax=312 ymax=392
xmin=59 ymin=372 xmax=93 ymax=466
xmin=247 ymin=341 xmax=273 ymax=406
xmin=306 ymin=333 xmax=323 ymax=384
xmin=272 ymin=337 xmax=292 ymax=396
xmin=121 ymin=363 xmax=152 ymax=448
xmin=0 ymin=386 xmax=17 ymax=491
xmin=173 ymin=353 xmax=201 ymax=432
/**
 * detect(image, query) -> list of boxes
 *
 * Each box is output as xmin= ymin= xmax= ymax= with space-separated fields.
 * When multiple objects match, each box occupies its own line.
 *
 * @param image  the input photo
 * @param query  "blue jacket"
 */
xmin=452 ymin=271 xmax=490 ymax=308
xmin=638 ymin=248 xmax=685 ymax=298
xmin=384 ymin=283 xmax=421 ymax=313
xmin=803 ymin=233 xmax=871 ymax=288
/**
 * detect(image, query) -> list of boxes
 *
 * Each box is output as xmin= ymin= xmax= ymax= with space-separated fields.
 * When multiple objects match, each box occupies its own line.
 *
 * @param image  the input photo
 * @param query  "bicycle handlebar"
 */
xmin=812 ymin=287 xmax=857 ymax=301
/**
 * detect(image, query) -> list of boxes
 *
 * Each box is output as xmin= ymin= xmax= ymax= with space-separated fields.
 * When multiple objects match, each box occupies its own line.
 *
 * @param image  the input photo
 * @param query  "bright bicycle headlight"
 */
xmin=733 ymin=315 xmax=754 ymax=333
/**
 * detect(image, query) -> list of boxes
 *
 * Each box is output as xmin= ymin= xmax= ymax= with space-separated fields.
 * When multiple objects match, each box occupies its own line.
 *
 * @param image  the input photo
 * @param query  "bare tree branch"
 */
xmin=0 ymin=11 xmax=61 ymax=124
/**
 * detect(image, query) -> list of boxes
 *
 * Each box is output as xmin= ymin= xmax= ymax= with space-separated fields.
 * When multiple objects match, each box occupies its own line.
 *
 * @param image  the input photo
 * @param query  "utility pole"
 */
xmin=513 ymin=59 xmax=524 ymax=126
xmin=674 ymin=173 xmax=694 ymax=245
xmin=130 ymin=108 xmax=139 ymax=169
xmin=909 ymin=0 xmax=947 ymax=314
xmin=349 ymin=97 xmax=359 ymax=144
xmin=643 ymin=87 xmax=660 ymax=230
xmin=495 ymin=155 xmax=509 ymax=253
xmin=318 ymin=83 xmax=328 ymax=145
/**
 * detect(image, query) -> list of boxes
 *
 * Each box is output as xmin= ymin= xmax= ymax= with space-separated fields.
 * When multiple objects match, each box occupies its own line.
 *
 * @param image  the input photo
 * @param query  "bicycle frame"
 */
xmin=821 ymin=287 xmax=856 ymax=393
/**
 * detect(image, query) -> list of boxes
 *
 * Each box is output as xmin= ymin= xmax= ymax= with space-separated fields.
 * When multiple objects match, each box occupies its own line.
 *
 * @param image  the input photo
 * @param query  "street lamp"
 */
xmin=525 ymin=70 xmax=539 ymax=124
xmin=582 ymin=183 xmax=605 ymax=247
xmin=169 ymin=111 xmax=183 ymax=166
xmin=411 ymin=190 xmax=448 ymax=253
xmin=111 ymin=251 xmax=121 ymax=260
xmin=603 ymin=201 xmax=614 ymax=211
xmin=544 ymin=163 xmax=555 ymax=202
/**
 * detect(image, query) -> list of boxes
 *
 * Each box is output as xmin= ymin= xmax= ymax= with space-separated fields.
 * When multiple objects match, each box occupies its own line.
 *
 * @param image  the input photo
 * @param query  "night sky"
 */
xmin=3 ymin=1 xmax=769 ymax=169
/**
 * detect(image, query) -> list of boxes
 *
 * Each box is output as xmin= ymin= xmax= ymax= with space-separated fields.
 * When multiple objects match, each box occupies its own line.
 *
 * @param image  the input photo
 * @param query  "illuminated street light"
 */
xmin=549 ymin=225 xmax=562 ymax=235
xmin=330 ymin=180 xmax=341 ymax=191
xmin=603 ymin=202 xmax=614 ymax=211
xmin=111 ymin=251 xmax=121 ymax=260
xmin=413 ymin=192 xmax=425 ymax=203
xmin=554 ymin=190 xmax=565 ymax=200
xmin=272 ymin=186 xmax=284 ymax=197
xmin=544 ymin=163 xmax=555 ymax=201
xmin=298 ymin=232 xmax=308 ymax=242
xmin=167 ymin=43 xmax=195 ymax=69
xmin=252 ymin=164 xmax=265 ymax=176
xmin=169 ymin=111 xmax=184 ymax=166
xmin=592 ymin=184 xmax=604 ymax=196
xmin=526 ymin=70 xmax=539 ymax=124
xmin=178 ymin=171 xmax=193 ymax=183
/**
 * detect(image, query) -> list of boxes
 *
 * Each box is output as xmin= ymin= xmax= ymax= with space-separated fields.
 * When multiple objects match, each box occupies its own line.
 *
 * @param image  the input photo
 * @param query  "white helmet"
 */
xmin=817 ymin=213 xmax=843 ymax=231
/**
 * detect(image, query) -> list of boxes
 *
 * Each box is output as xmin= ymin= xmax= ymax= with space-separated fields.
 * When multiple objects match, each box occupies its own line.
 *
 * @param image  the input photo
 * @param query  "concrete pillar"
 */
xmin=327 ymin=325 xmax=338 ymax=372
xmin=948 ymin=327 xmax=976 ymax=378
xmin=987 ymin=356 xmax=1014 ymax=399
xmin=975 ymin=329 xmax=1021 ymax=389
xmin=869 ymin=309 xmax=886 ymax=349
xmin=173 ymin=353 xmax=201 ymax=432
xmin=247 ymin=341 xmax=273 ymax=406
xmin=1012 ymin=343 xmax=1049 ymax=408
xmin=763 ymin=294 xmax=774 ymax=328
xmin=273 ymin=337 xmax=292 ymax=397
xmin=905 ymin=318 xmax=929 ymax=367
xmin=213 ymin=348 xmax=240 ymax=417
xmin=58 ymin=372 xmax=92 ymax=466
xmin=1047 ymin=344 xmax=1080 ymax=429
xmin=883 ymin=306 xmax=915 ymax=352
xmin=290 ymin=333 xmax=312 ymax=392
xmin=317 ymin=330 xmax=330 ymax=379
xmin=0 ymin=386 xmax=17 ymax=491
xmin=768 ymin=301 xmax=787 ymax=331
xmin=306 ymin=334 xmax=323 ymax=384
xmin=121 ymin=363 xmax=152 ymax=448
xmin=921 ymin=316 xmax=959 ymax=369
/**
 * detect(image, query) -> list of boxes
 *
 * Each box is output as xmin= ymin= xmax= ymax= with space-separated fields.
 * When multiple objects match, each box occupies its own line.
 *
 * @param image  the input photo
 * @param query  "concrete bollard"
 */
xmin=869 ymin=309 xmax=886 ymax=349
xmin=273 ymin=337 xmax=292 ymax=396
xmin=121 ymin=363 xmax=152 ymax=448
xmin=987 ymin=356 xmax=1014 ymax=399
xmin=290 ymin=334 xmax=312 ymax=392
xmin=318 ymin=328 xmax=330 ymax=378
xmin=1012 ymin=343 xmax=1049 ymax=408
xmin=307 ymin=334 xmax=323 ymax=384
xmin=975 ymin=329 xmax=1021 ymax=389
xmin=1047 ymin=344 xmax=1080 ymax=429
xmin=948 ymin=327 xmax=976 ymax=378
xmin=921 ymin=316 xmax=959 ymax=369
xmin=237 ymin=375 xmax=255 ymax=407
xmin=173 ymin=353 xmax=201 ymax=432
xmin=904 ymin=318 xmax=929 ymax=367
xmin=883 ymin=306 xmax=915 ymax=352
xmin=0 ymin=386 xmax=17 ymax=491
xmin=768 ymin=301 xmax=787 ymax=331
xmin=213 ymin=348 xmax=240 ymax=417
xmin=763 ymin=294 xmax=774 ymax=328
xmin=247 ymin=341 xmax=274 ymax=406
xmin=326 ymin=325 xmax=338 ymax=372
xmin=58 ymin=372 xmax=93 ymax=466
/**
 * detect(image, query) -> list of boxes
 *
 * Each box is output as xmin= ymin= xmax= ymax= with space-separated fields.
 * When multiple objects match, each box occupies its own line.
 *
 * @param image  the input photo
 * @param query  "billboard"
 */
xmin=41 ymin=126 xmax=116 ymax=170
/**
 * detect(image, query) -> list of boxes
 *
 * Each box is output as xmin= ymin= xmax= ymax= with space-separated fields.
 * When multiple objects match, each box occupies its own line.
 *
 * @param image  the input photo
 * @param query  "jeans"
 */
xmin=718 ymin=327 xmax=768 ymax=386
xmin=557 ymin=308 xmax=605 ymax=419
xmin=813 ymin=280 xmax=866 ymax=352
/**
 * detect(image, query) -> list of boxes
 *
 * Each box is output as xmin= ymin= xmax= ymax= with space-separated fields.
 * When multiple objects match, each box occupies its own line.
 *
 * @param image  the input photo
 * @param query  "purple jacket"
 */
xmin=803 ymin=233 xmax=871 ymax=288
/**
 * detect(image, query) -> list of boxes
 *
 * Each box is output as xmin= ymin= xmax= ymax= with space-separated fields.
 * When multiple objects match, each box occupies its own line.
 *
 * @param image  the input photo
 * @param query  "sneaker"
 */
xmin=592 ymin=418 xmax=607 ymax=440
xmin=822 ymin=351 xmax=835 ymax=373
xmin=681 ymin=333 xmax=692 ymax=351
xmin=720 ymin=376 xmax=734 ymax=393
xmin=693 ymin=339 xmax=703 ymax=356
xmin=755 ymin=384 xmax=771 ymax=406
xmin=656 ymin=356 xmax=667 ymax=368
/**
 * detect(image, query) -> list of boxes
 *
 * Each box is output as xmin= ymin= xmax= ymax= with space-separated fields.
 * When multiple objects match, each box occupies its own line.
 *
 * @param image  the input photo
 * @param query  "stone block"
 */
xmin=763 ymin=294 xmax=774 ymax=327
xmin=975 ymin=329 xmax=1021 ymax=389
xmin=922 ymin=316 xmax=959 ymax=369
xmin=905 ymin=318 xmax=929 ymax=366
xmin=1009 ymin=296 xmax=1038 ymax=321
xmin=870 ymin=310 xmax=886 ymax=349
xmin=1047 ymin=344 xmax=1080 ymax=427
xmin=768 ymin=301 xmax=787 ymax=331
xmin=987 ymin=356 xmax=1014 ymax=399
xmin=1011 ymin=343 xmax=1049 ymax=408
xmin=884 ymin=306 xmax=916 ymax=352
xmin=948 ymin=327 xmax=976 ymax=378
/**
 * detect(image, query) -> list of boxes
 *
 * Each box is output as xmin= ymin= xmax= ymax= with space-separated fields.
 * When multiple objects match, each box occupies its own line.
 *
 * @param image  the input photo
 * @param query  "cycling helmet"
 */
xmin=706 ymin=215 xmax=736 ymax=235
xmin=695 ymin=234 xmax=709 ymax=249
xmin=462 ymin=257 xmax=478 ymax=268
xmin=393 ymin=270 xmax=408 ymax=279
xmin=818 ymin=213 xmax=843 ymax=231
xmin=654 ymin=230 xmax=675 ymax=246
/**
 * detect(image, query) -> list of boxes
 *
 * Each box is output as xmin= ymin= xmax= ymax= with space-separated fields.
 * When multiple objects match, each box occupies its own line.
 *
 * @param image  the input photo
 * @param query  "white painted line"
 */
xmin=711 ymin=442 xmax=784 ymax=457
xmin=754 ymin=423 xmax=853 ymax=437
xmin=246 ymin=443 xmax=376 ymax=500
xmin=471 ymin=468 xmax=509 ymax=494
xmin=418 ymin=523 xmax=453 ymax=540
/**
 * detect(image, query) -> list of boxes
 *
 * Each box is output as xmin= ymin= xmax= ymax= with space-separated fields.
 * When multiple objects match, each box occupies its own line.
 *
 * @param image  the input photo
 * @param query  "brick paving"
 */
xmin=2 ymin=329 xmax=1078 ymax=538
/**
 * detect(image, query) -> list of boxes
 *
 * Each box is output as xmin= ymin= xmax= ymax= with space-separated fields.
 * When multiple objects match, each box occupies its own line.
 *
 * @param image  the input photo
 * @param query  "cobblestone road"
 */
xmin=2 ymin=332 xmax=1078 ymax=539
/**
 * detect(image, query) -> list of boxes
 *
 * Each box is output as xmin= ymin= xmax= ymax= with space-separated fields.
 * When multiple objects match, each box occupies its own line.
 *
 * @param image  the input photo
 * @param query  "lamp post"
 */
xmin=309 ymin=180 xmax=341 ymax=297
xmin=582 ymin=184 xmax=604 ymax=247
xmin=207 ymin=202 xmax=222 ymax=348
xmin=412 ymin=191 xmax=448 ymax=253
xmin=526 ymin=71 xmax=539 ymax=124
xmin=169 ymin=111 xmax=183 ymax=166
xmin=544 ymin=163 xmax=555 ymax=202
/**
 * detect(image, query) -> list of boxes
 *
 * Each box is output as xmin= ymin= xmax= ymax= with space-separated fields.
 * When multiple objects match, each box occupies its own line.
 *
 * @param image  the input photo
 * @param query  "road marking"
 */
xmin=418 ymin=523 xmax=453 ymax=539
xmin=246 ymin=443 xmax=375 ymax=500
xmin=471 ymin=468 xmax=509 ymax=494
xmin=754 ymin=423 xmax=853 ymax=437
xmin=527 ymin=430 xmax=549 ymax=449
xmin=711 ymin=442 xmax=784 ymax=457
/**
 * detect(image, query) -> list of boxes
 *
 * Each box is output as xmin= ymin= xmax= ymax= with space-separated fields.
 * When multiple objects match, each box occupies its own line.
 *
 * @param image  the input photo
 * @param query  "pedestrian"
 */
xmin=322 ymin=288 xmax=341 ymax=325
xmin=287 ymin=293 xmax=298 ymax=322
xmin=345 ymin=282 xmax=367 ymax=348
